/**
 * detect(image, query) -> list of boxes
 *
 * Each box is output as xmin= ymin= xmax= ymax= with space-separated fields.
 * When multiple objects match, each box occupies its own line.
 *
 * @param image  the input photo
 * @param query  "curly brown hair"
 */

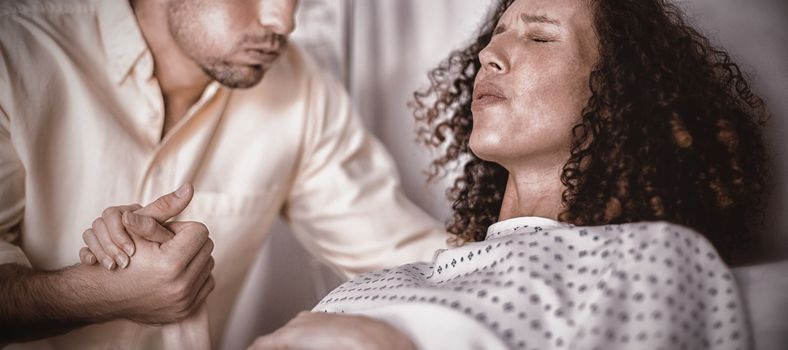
xmin=412 ymin=0 xmax=770 ymax=265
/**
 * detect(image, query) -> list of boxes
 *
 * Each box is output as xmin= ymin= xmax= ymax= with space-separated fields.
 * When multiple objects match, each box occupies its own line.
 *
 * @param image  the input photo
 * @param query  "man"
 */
xmin=0 ymin=0 xmax=447 ymax=348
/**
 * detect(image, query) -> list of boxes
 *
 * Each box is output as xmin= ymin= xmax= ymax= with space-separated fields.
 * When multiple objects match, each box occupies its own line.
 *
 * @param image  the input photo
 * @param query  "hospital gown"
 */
xmin=313 ymin=217 xmax=750 ymax=350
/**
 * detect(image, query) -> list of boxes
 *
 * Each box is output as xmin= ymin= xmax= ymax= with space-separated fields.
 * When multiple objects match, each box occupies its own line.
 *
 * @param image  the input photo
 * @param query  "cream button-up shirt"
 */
xmin=0 ymin=0 xmax=448 ymax=348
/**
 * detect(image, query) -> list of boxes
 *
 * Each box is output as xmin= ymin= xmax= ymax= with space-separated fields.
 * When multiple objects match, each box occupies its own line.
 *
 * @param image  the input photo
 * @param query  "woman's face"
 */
xmin=470 ymin=0 xmax=599 ymax=171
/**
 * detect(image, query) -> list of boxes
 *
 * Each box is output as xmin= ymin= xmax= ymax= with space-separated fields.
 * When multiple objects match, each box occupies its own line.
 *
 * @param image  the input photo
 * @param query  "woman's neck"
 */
xmin=498 ymin=165 xmax=565 ymax=221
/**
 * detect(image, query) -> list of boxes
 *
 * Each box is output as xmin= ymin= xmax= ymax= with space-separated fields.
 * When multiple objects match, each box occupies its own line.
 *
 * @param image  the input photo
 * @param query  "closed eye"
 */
xmin=528 ymin=34 xmax=557 ymax=43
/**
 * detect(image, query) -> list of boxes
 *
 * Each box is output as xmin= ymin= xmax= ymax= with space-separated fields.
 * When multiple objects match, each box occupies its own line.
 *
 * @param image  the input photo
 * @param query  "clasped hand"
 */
xmin=77 ymin=184 xmax=215 ymax=324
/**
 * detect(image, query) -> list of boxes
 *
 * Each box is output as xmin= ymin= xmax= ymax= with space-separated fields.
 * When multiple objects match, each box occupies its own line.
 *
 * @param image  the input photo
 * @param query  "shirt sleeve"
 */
xmin=0 ymin=104 xmax=30 ymax=267
xmin=282 ymin=67 xmax=448 ymax=279
xmin=567 ymin=223 xmax=751 ymax=350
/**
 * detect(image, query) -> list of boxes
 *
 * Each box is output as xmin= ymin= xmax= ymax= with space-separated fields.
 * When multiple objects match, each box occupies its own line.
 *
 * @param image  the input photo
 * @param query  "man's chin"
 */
xmin=203 ymin=64 xmax=266 ymax=89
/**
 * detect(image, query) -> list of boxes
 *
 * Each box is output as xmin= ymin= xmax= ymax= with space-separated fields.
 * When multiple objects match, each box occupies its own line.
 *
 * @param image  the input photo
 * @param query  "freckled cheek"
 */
xmin=509 ymin=73 xmax=563 ymax=121
xmin=504 ymin=82 xmax=583 ymax=150
xmin=521 ymin=67 xmax=589 ymax=121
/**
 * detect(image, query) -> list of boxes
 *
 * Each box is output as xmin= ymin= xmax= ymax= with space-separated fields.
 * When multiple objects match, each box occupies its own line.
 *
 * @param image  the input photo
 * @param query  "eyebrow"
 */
xmin=520 ymin=13 xmax=561 ymax=26
xmin=493 ymin=12 xmax=562 ymax=35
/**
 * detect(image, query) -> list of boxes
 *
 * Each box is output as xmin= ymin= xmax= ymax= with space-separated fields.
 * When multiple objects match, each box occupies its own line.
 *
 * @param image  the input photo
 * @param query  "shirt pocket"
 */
xmin=185 ymin=188 xmax=279 ymax=218
xmin=175 ymin=186 xmax=282 ymax=235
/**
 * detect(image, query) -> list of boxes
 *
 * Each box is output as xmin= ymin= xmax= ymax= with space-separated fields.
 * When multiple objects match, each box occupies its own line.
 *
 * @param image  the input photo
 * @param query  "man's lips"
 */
xmin=242 ymin=48 xmax=281 ymax=65
xmin=472 ymin=82 xmax=508 ymax=109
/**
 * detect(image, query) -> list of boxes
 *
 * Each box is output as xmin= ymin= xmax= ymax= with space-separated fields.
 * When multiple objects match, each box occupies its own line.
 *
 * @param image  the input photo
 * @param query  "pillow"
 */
xmin=733 ymin=260 xmax=788 ymax=350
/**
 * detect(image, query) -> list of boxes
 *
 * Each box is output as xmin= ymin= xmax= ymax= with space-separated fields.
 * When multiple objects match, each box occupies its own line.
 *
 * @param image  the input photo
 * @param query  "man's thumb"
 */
xmin=134 ymin=183 xmax=194 ymax=223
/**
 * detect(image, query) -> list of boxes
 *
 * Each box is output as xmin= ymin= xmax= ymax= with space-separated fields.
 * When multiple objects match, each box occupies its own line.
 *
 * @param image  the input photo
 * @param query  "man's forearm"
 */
xmin=0 ymin=263 xmax=113 ymax=343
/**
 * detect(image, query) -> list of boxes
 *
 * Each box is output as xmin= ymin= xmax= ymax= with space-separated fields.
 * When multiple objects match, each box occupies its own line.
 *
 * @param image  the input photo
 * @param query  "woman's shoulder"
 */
xmin=624 ymin=220 xmax=707 ymax=240
xmin=550 ymin=221 xmax=727 ymax=269
xmin=591 ymin=221 xmax=732 ymax=276
xmin=574 ymin=221 xmax=715 ymax=250
xmin=613 ymin=221 xmax=718 ymax=254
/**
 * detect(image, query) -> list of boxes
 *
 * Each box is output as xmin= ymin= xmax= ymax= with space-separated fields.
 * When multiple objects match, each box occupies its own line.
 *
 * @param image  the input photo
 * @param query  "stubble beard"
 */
xmin=167 ymin=0 xmax=268 ymax=89
xmin=198 ymin=58 xmax=266 ymax=89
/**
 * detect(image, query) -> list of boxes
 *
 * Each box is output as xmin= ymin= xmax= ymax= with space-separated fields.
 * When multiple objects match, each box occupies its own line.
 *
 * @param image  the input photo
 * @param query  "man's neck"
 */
xmin=131 ymin=0 xmax=212 ymax=135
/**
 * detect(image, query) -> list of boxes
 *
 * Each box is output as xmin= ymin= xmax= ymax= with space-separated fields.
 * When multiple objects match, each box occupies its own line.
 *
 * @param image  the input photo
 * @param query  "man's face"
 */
xmin=167 ymin=0 xmax=298 ymax=89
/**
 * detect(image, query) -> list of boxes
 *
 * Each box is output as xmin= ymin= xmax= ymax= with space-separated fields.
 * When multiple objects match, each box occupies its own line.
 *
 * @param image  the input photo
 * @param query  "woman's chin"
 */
xmin=469 ymin=135 xmax=507 ymax=163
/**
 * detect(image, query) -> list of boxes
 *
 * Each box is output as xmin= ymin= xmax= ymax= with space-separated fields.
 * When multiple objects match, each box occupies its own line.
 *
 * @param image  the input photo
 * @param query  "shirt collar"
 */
xmin=486 ymin=216 xmax=569 ymax=238
xmin=98 ymin=0 xmax=149 ymax=83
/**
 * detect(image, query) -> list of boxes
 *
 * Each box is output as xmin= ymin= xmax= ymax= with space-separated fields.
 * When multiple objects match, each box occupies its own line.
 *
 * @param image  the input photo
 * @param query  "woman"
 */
xmin=250 ymin=0 xmax=770 ymax=348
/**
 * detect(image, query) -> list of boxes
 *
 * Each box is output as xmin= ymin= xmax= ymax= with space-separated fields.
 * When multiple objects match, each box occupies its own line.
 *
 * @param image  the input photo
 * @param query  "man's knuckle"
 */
xmin=186 ymin=221 xmax=207 ymax=232
xmin=158 ymin=314 xmax=176 ymax=324
xmin=181 ymin=222 xmax=208 ymax=239
xmin=102 ymin=207 xmax=120 ymax=219
xmin=174 ymin=221 xmax=193 ymax=231
xmin=176 ymin=282 xmax=192 ymax=300
xmin=174 ymin=311 xmax=187 ymax=321
xmin=154 ymin=197 xmax=174 ymax=212
xmin=114 ymin=230 xmax=132 ymax=243
xmin=165 ymin=267 xmax=182 ymax=280
xmin=198 ymin=226 xmax=210 ymax=241
xmin=207 ymin=277 xmax=216 ymax=292
xmin=164 ymin=271 xmax=180 ymax=283
xmin=92 ymin=217 xmax=104 ymax=229
xmin=104 ymin=243 xmax=120 ymax=254
xmin=139 ymin=216 xmax=157 ymax=231
xmin=166 ymin=282 xmax=185 ymax=300
xmin=179 ymin=307 xmax=194 ymax=319
xmin=195 ymin=222 xmax=208 ymax=232
xmin=168 ymin=306 xmax=188 ymax=321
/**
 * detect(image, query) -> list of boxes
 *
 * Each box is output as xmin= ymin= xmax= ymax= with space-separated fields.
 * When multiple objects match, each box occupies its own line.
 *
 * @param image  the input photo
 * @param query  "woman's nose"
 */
xmin=259 ymin=0 xmax=297 ymax=36
xmin=478 ymin=44 xmax=509 ymax=75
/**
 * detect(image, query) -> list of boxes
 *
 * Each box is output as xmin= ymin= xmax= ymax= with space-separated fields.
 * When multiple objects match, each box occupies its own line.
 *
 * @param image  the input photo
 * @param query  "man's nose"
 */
xmin=259 ymin=0 xmax=297 ymax=36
